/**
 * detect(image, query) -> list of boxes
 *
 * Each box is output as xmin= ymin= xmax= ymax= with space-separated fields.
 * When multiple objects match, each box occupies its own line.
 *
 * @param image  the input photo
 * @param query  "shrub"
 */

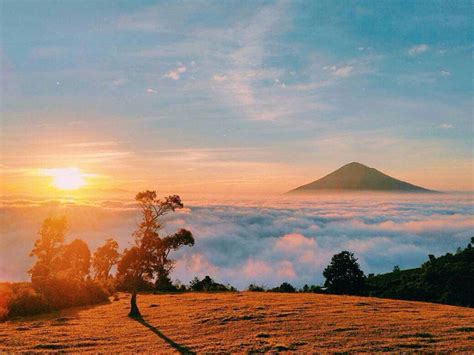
xmin=0 ymin=280 xmax=110 ymax=320
xmin=8 ymin=285 xmax=50 ymax=317
xmin=271 ymin=282 xmax=296 ymax=293
xmin=248 ymin=283 xmax=265 ymax=292
xmin=189 ymin=276 xmax=234 ymax=292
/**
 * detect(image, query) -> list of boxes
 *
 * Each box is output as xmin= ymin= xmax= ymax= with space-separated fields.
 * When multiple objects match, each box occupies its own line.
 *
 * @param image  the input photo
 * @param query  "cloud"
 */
xmin=408 ymin=44 xmax=429 ymax=56
xmin=322 ymin=65 xmax=354 ymax=78
xmin=112 ymin=78 xmax=128 ymax=87
xmin=439 ymin=123 xmax=453 ymax=129
xmin=2 ymin=194 xmax=472 ymax=290
xmin=212 ymin=74 xmax=227 ymax=82
xmin=163 ymin=65 xmax=187 ymax=80
xmin=440 ymin=70 xmax=451 ymax=77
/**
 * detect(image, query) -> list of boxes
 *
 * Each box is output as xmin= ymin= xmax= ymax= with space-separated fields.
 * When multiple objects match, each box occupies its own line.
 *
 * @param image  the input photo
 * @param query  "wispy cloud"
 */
xmin=439 ymin=123 xmax=453 ymax=129
xmin=324 ymin=65 xmax=354 ymax=77
xmin=408 ymin=44 xmax=429 ymax=56
xmin=212 ymin=74 xmax=227 ymax=82
xmin=163 ymin=64 xmax=187 ymax=80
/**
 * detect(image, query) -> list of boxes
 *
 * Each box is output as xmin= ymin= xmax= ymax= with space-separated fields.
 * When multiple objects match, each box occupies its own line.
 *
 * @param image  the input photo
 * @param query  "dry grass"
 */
xmin=1 ymin=292 xmax=473 ymax=353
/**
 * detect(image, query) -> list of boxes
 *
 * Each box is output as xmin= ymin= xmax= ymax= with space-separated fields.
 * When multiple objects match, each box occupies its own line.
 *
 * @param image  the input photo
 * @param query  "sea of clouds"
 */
xmin=1 ymin=193 xmax=472 ymax=289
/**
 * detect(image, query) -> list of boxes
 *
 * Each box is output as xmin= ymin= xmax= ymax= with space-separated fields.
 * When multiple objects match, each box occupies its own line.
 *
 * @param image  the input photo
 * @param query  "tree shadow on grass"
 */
xmin=135 ymin=317 xmax=195 ymax=354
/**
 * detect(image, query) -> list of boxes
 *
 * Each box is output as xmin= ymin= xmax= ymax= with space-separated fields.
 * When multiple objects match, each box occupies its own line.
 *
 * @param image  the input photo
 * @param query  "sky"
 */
xmin=1 ymin=0 xmax=473 ymax=196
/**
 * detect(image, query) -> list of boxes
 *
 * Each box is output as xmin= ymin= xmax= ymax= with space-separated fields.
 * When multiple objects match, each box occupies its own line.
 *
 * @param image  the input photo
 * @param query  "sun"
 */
xmin=41 ymin=167 xmax=87 ymax=190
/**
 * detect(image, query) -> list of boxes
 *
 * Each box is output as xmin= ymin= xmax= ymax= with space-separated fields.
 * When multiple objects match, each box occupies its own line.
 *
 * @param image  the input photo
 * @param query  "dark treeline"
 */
xmin=246 ymin=239 xmax=474 ymax=308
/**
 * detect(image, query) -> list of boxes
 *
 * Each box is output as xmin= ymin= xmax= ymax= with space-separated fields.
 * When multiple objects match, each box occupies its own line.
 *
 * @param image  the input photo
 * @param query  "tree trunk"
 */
xmin=128 ymin=289 xmax=141 ymax=318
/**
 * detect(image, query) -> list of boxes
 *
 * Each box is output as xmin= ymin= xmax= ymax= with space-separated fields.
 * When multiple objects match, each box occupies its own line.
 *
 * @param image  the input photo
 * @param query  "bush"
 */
xmin=0 ymin=283 xmax=50 ymax=319
xmin=35 ymin=278 xmax=109 ymax=310
xmin=189 ymin=276 xmax=234 ymax=292
xmin=0 ymin=279 xmax=110 ymax=320
xmin=248 ymin=283 xmax=265 ymax=292
xmin=8 ymin=285 xmax=50 ymax=318
xmin=155 ymin=274 xmax=178 ymax=292
xmin=271 ymin=282 xmax=296 ymax=293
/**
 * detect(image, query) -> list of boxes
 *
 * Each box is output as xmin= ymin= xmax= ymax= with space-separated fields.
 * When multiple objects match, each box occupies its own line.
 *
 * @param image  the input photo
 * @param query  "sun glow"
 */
xmin=41 ymin=168 xmax=87 ymax=190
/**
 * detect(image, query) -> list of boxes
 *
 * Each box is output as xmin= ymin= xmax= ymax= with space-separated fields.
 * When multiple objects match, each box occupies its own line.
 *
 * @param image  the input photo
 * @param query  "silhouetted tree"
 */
xmin=92 ymin=238 xmax=120 ymax=280
xmin=117 ymin=191 xmax=194 ymax=318
xmin=29 ymin=216 xmax=68 ymax=290
xmin=28 ymin=217 xmax=109 ymax=311
xmin=59 ymin=239 xmax=91 ymax=281
xmin=323 ymin=251 xmax=366 ymax=295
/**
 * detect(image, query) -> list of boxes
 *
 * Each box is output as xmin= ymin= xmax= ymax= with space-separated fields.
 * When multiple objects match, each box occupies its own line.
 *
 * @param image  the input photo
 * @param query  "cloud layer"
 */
xmin=1 ymin=194 xmax=472 ymax=289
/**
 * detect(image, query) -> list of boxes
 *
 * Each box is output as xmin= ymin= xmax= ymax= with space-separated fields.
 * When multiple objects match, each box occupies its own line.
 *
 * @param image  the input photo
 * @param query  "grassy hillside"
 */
xmin=1 ymin=292 xmax=473 ymax=352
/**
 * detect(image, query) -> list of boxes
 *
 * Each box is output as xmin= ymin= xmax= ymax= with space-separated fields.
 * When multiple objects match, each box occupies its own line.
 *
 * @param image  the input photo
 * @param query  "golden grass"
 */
xmin=1 ymin=292 xmax=473 ymax=352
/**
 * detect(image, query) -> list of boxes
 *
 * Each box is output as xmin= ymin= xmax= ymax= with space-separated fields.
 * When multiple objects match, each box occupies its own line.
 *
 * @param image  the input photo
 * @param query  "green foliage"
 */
xmin=189 ymin=276 xmax=234 ymax=292
xmin=248 ymin=283 xmax=266 ymax=292
xmin=270 ymin=282 xmax=296 ymax=293
xmin=367 ymin=239 xmax=474 ymax=307
xmin=155 ymin=273 xmax=178 ymax=292
xmin=323 ymin=251 xmax=366 ymax=295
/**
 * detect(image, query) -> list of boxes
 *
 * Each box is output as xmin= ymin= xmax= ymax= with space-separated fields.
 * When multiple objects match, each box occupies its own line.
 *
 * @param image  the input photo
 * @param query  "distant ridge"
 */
xmin=289 ymin=162 xmax=436 ymax=193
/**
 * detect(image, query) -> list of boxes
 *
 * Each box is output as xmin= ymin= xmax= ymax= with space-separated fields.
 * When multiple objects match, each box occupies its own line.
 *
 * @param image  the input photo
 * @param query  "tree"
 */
xmin=92 ymin=238 xmax=120 ymax=280
xmin=271 ymin=282 xmax=296 ymax=293
xmin=189 ymin=276 xmax=231 ymax=292
xmin=58 ymin=239 xmax=91 ymax=281
xmin=117 ymin=191 xmax=194 ymax=318
xmin=29 ymin=216 xmax=68 ymax=289
xmin=323 ymin=251 xmax=366 ymax=295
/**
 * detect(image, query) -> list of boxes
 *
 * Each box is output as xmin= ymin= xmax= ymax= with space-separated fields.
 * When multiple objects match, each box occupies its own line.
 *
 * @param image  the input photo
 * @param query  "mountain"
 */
xmin=289 ymin=162 xmax=436 ymax=193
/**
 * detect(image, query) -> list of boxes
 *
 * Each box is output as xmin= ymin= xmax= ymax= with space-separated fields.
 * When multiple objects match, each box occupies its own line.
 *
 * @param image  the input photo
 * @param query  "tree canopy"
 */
xmin=323 ymin=251 xmax=366 ymax=295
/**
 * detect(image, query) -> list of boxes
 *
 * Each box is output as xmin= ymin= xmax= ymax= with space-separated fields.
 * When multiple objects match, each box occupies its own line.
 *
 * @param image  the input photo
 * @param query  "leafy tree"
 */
xmin=27 ymin=217 xmax=109 ymax=312
xmin=58 ymin=239 xmax=91 ymax=281
xmin=117 ymin=191 xmax=194 ymax=318
xmin=323 ymin=251 xmax=366 ymax=295
xmin=92 ymin=238 xmax=120 ymax=280
xmin=29 ymin=216 xmax=68 ymax=289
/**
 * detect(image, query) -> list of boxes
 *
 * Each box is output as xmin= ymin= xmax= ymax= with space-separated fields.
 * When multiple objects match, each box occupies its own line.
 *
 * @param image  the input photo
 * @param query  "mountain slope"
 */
xmin=290 ymin=162 xmax=435 ymax=193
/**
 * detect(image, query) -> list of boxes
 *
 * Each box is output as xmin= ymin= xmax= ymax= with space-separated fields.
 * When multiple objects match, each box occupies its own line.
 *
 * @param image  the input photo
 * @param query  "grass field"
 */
xmin=1 ymin=292 xmax=473 ymax=353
